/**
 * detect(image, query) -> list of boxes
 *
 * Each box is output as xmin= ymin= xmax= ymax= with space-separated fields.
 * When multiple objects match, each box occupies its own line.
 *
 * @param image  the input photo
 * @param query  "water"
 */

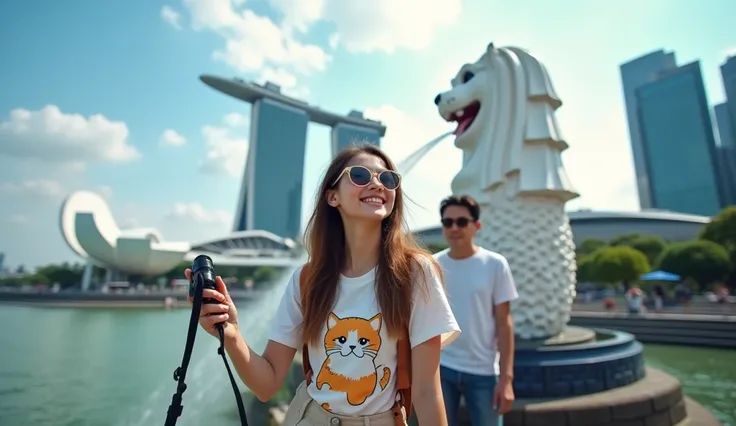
xmin=396 ymin=131 xmax=454 ymax=176
xmin=1 ymin=286 xmax=734 ymax=425
xmin=0 ymin=268 xmax=294 ymax=426
xmin=644 ymin=344 xmax=736 ymax=425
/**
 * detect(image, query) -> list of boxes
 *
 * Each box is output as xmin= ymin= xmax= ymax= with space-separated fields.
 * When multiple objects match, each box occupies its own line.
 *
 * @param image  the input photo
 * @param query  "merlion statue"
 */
xmin=434 ymin=43 xmax=579 ymax=339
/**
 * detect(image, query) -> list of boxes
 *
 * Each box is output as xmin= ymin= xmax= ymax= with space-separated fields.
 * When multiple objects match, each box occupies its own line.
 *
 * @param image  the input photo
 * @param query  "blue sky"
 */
xmin=0 ymin=0 xmax=734 ymax=269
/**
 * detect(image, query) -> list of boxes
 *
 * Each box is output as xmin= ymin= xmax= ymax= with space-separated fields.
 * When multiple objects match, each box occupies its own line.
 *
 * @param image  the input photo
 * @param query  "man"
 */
xmin=434 ymin=195 xmax=518 ymax=426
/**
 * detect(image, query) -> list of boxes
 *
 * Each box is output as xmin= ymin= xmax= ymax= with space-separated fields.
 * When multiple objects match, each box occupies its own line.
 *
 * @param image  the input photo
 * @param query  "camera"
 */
xmin=166 ymin=253 xmax=248 ymax=426
xmin=189 ymin=254 xmax=218 ymax=304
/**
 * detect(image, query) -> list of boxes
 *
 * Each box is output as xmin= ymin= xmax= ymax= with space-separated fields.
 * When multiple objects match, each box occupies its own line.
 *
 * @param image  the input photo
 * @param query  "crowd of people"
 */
xmin=187 ymin=145 xmax=518 ymax=426
xmin=621 ymin=282 xmax=730 ymax=315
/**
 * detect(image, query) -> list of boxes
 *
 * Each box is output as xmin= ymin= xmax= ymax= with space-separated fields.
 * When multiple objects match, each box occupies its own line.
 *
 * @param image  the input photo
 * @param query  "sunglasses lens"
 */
xmin=442 ymin=218 xmax=471 ymax=228
xmin=348 ymin=167 xmax=372 ymax=186
xmin=379 ymin=171 xmax=401 ymax=190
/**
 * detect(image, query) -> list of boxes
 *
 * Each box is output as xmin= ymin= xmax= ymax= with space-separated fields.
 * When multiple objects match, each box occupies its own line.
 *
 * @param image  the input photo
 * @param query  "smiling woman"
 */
xmin=188 ymin=143 xmax=461 ymax=426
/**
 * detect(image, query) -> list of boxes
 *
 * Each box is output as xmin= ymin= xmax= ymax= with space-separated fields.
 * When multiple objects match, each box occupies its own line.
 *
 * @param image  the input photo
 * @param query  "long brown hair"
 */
xmin=300 ymin=144 xmax=441 ymax=345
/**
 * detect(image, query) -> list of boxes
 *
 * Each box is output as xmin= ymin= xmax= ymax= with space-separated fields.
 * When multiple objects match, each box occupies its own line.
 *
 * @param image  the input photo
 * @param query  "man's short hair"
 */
xmin=439 ymin=195 xmax=480 ymax=221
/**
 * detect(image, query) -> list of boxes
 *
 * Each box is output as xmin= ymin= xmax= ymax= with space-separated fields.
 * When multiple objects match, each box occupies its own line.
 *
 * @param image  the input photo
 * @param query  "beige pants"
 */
xmin=282 ymin=381 xmax=407 ymax=426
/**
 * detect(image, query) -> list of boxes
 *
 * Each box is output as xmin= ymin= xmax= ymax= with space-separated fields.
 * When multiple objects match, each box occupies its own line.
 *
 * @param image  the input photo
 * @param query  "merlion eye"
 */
xmin=462 ymin=71 xmax=475 ymax=83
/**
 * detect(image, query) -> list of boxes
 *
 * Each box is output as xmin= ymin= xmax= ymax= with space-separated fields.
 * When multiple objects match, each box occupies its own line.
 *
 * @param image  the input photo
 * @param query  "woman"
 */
xmin=186 ymin=144 xmax=461 ymax=426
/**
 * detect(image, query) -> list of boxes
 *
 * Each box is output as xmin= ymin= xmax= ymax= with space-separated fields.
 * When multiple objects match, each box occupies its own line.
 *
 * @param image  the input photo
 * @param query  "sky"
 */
xmin=0 ymin=0 xmax=734 ymax=270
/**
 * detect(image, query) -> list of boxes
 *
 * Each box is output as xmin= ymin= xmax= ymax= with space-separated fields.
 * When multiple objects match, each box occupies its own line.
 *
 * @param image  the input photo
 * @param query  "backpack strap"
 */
xmin=298 ymin=264 xmax=412 ymax=420
xmin=299 ymin=266 xmax=314 ymax=385
xmin=394 ymin=327 xmax=412 ymax=418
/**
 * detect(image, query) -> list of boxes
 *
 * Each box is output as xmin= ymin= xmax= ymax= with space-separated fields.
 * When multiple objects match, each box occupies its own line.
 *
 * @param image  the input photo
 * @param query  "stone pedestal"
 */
xmin=408 ymin=367 xmax=721 ymax=426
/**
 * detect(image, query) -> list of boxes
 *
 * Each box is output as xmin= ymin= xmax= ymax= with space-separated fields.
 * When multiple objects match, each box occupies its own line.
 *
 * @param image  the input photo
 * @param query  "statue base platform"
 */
xmin=483 ymin=367 xmax=719 ymax=426
xmin=514 ymin=326 xmax=645 ymax=398
xmin=405 ymin=367 xmax=720 ymax=426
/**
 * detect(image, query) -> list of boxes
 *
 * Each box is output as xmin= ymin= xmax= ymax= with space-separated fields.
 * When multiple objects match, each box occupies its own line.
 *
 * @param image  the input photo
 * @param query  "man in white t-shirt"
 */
xmin=434 ymin=195 xmax=519 ymax=426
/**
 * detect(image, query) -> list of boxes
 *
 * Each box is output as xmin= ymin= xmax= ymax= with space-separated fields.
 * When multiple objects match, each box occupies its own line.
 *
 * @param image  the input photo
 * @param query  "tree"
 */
xmin=590 ymin=246 xmax=650 ymax=290
xmin=625 ymin=236 xmax=667 ymax=267
xmin=35 ymin=262 xmax=85 ymax=289
xmin=658 ymin=240 xmax=732 ymax=292
xmin=700 ymin=206 xmax=736 ymax=251
xmin=577 ymin=238 xmax=607 ymax=256
xmin=253 ymin=266 xmax=279 ymax=283
xmin=576 ymin=255 xmax=597 ymax=283
xmin=609 ymin=233 xmax=643 ymax=247
xmin=700 ymin=206 xmax=736 ymax=288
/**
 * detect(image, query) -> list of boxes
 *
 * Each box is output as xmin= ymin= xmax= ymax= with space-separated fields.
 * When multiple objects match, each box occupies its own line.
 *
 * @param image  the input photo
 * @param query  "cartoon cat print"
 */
xmin=315 ymin=312 xmax=391 ymax=412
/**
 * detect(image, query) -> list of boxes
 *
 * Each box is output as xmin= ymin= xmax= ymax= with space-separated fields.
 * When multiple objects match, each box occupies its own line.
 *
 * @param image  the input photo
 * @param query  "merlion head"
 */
xmin=434 ymin=43 xmax=501 ymax=150
xmin=433 ymin=43 xmax=577 ymax=200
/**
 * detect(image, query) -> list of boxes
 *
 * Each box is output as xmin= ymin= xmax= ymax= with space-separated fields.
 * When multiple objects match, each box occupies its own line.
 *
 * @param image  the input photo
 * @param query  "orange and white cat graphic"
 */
xmin=315 ymin=312 xmax=391 ymax=411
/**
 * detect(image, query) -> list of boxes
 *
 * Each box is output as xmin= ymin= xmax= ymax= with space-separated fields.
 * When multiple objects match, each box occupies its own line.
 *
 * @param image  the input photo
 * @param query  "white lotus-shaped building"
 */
xmin=59 ymin=191 xmax=300 ymax=277
xmin=59 ymin=191 xmax=192 ymax=276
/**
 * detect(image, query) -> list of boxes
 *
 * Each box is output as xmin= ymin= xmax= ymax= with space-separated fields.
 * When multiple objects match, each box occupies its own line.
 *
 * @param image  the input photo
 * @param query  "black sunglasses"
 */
xmin=332 ymin=165 xmax=402 ymax=190
xmin=441 ymin=217 xmax=473 ymax=228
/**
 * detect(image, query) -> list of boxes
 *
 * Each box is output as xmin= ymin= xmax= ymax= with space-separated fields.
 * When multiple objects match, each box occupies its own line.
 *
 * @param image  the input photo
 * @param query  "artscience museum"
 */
xmin=59 ymin=191 xmax=301 ymax=289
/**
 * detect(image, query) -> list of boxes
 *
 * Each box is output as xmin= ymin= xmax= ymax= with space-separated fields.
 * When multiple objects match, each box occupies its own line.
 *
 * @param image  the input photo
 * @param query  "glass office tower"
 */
xmin=720 ymin=56 xmax=736 ymax=148
xmin=620 ymin=50 xmax=677 ymax=209
xmin=715 ymin=103 xmax=734 ymax=147
xmin=714 ymin=103 xmax=736 ymax=206
xmin=331 ymin=122 xmax=381 ymax=157
xmin=636 ymin=61 xmax=723 ymax=216
xmin=233 ymin=98 xmax=309 ymax=238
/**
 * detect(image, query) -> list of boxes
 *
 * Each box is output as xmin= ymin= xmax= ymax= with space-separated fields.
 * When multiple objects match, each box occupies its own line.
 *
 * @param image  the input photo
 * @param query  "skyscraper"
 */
xmin=620 ymin=50 xmax=677 ymax=209
xmin=200 ymin=76 xmax=387 ymax=238
xmin=234 ymin=98 xmax=309 ymax=237
xmin=331 ymin=110 xmax=381 ymax=155
xmin=715 ymin=56 xmax=736 ymax=206
xmin=636 ymin=61 xmax=723 ymax=216
xmin=715 ymin=103 xmax=734 ymax=147
xmin=720 ymin=56 xmax=736 ymax=147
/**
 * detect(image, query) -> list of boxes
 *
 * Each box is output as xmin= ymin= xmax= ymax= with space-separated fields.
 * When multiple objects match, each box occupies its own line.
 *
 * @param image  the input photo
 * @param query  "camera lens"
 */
xmin=190 ymin=255 xmax=218 ymax=303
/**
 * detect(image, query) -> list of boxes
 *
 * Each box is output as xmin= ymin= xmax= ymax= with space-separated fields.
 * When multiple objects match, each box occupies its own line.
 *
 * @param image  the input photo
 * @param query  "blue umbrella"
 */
xmin=639 ymin=270 xmax=681 ymax=282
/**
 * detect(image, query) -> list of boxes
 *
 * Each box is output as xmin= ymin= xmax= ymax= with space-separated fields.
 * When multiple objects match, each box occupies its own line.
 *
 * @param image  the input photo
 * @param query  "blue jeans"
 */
xmin=440 ymin=365 xmax=503 ymax=426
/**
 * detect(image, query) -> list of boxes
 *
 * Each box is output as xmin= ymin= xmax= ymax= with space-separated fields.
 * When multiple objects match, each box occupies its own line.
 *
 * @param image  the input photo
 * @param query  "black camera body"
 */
xmin=166 ymin=253 xmax=247 ymax=426
xmin=189 ymin=254 xmax=218 ymax=304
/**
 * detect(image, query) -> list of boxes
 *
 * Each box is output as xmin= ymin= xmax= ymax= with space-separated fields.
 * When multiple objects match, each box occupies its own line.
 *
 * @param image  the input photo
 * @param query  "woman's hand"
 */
xmin=185 ymin=269 xmax=240 ymax=341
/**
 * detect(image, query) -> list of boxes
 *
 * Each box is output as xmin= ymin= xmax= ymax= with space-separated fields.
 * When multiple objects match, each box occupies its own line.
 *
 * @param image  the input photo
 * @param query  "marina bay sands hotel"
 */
xmin=200 ymin=75 xmax=387 ymax=239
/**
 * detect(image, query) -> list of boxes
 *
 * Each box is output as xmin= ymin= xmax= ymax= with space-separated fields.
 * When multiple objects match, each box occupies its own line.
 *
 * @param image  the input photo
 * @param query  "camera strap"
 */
xmin=164 ymin=281 xmax=248 ymax=426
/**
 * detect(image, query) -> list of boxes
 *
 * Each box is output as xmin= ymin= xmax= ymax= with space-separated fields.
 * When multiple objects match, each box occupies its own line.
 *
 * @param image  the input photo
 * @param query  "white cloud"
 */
xmin=0 ymin=105 xmax=140 ymax=169
xmin=560 ymin=110 xmax=640 ymax=212
xmin=269 ymin=0 xmax=461 ymax=54
xmin=258 ymin=67 xmax=308 ymax=98
xmin=159 ymin=129 xmax=187 ymax=147
xmin=0 ymin=179 xmax=65 ymax=199
xmin=161 ymin=5 xmax=183 ymax=30
xmin=268 ymin=0 xmax=324 ymax=33
xmin=199 ymin=114 xmax=249 ymax=178
xmin=181 ymin=0 xmax=330 ymax=96
xmin=223 ymin=112 xmax=248 ymax=128
xmin=166 ymin=202 xmax=232 ymax=225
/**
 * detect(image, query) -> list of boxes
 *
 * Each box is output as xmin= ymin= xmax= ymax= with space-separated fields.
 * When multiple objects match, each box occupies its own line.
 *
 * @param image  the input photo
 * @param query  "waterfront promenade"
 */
xmin=571 ymin=299 xmax=736 ymax=350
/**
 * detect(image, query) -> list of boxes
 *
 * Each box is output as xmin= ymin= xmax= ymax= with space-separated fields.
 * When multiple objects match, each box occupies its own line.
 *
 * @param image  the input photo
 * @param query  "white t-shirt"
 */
xmin=435 ymin=247 xmax=519 ymax=376
xmin=268 ymin=258 xmax=461 ymax=416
